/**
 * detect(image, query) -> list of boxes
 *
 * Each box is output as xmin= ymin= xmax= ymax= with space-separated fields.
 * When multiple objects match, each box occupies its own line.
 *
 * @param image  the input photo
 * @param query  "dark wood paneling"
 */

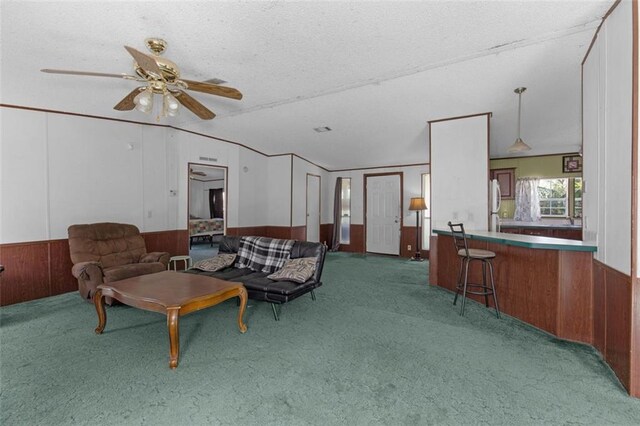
xmin=226 ymin=227 xmax=268 ymax=237
xmin=265 ymin=226 xmax=294 ymax=240
xmin=0 ymin=230 xmax=189 ymax=306
xmin=290 ymin=226 xmax=306 ymax=241
xmin=593 ymin=260 xmax=607 ymax=355
xmin=557 ymin=250 xmax=593 ymax=343
xmin=632 ymin=275 xmax=640 ymax=398
xmin=339 ymin=224 xmax=364 ymax=253
xmin=48 ymin=239 xmax=76 ymax=296
xmin=320 ymin=224 xmax=333 ymax=246
xmin=434 ymin=234 xmax=596 ymax=338
xmin=604 ymin=264 xmax=632 ymax=391
xmin=0 ymin=242 xmax=50 ymax=306
xmin=143 ymin=230 xmax=189 ymax=257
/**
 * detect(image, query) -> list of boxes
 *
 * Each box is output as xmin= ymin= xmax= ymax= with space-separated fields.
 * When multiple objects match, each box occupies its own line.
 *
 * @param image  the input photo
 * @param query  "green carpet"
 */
xmin=1 ymin=253 xmax=640 ymax=425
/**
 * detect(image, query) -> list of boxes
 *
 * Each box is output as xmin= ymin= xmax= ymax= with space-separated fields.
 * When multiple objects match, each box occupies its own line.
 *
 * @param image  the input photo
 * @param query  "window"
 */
xmin=537 ymin=178 xmax=582 ymax=217
xmin=340 ymin=178 xmax=351 ymax=244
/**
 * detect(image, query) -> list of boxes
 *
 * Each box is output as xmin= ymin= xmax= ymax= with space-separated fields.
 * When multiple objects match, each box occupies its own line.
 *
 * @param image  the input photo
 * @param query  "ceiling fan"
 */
xmin=41 ymin=38 xmax=242 ymax=120
xmin=190 ymin=168 xmax=207 ymax=177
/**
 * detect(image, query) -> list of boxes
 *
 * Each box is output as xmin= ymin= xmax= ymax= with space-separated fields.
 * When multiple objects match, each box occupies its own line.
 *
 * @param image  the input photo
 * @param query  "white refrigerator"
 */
xmin=490 ymin=179 xmax=501 ymax=232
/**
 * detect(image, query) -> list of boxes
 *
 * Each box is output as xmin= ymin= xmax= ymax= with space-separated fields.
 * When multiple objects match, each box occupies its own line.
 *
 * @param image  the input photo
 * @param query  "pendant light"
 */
xmin=507 ymin=87 xmax=532 ymax=153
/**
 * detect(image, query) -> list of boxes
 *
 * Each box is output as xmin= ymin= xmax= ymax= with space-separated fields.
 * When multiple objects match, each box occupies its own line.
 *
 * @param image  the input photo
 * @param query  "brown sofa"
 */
xmin=68 ymin=222 xmax=170 ymax=302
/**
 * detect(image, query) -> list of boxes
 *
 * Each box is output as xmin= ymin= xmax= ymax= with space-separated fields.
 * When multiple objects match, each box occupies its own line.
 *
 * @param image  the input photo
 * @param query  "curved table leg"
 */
xmin=93 ymin=289 xmax=106 ymax=334
xmin=167 ymin=308 xmax=180 ymax=369
xmin=237 ymin=287 xmax=248 ymax=334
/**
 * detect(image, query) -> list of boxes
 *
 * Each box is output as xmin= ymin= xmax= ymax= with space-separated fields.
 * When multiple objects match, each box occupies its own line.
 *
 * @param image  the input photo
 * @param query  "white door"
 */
xmin=306 ymin=174 xmax=320 ymax=242
xmin=366 ymin=174 xmax=401 ymax=255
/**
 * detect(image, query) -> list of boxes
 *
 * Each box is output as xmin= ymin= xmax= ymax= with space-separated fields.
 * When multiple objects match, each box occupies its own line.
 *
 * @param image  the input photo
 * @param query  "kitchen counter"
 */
xmin=432 ymin=229 xmax=595 ymax=252
xmin=430 ymin=229 xmax=596 ymax=344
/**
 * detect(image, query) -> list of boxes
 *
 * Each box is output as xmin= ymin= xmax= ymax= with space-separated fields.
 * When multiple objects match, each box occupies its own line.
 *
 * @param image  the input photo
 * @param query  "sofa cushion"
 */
xmin=243 ymin=276 xmax=318 ymax=296
xmin=192 ymin=254 xmax=237 ymax=272
xmin=235 ymin=236 xmax=294 ymax=273
xmin=103 ymin=262 xmax=165 ymax=282
xmin=267 ymin=257 xmax=317 ymax=283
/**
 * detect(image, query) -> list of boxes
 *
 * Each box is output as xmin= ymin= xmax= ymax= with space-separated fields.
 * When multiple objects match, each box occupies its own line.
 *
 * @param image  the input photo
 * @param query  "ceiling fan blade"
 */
xmin=124 ymin=46 xmax=162 ymax=77
xmin=174 ymin=90 xmax=216 ymax=120
xmin=41 ymin=69 xmax=131 ymax=79
xmin=113 ymin=87 xmax=145 ymax=111
xmin=180 ymin=79 xmax=243 ymax=100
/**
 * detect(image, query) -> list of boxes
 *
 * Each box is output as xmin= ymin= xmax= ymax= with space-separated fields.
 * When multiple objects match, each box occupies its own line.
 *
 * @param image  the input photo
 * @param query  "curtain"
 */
xmin=513 ymin=178 xmax=541 ymax=222
xmin=329 ymin=178 xmax=342 ymax=252
xmin=209 ymin=188 xmax=224 ymax=219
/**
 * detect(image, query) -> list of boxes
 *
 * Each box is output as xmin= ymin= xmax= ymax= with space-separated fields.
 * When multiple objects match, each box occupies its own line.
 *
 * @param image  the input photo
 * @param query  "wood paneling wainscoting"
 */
xmin=320 ymin=224 xmax=333 ymax=246
xmin=337 ymin=224 xmax=365 ymax=253
xmin=593 ymin=260 xmax=632 ymax=392
xmin=401 ymin=226 xmax=429 ymax=259
xmin=0 ymin=230 xmax=188 ymax=307
xmin=433 ymin=234 xmax=593 ymax=343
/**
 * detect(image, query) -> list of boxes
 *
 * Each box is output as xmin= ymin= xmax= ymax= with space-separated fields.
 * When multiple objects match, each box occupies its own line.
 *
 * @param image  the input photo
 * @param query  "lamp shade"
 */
xmin=409 ymin=197 xmax=428 ymax=211
xmin=507 ymin=137 xmax=531 ymax=153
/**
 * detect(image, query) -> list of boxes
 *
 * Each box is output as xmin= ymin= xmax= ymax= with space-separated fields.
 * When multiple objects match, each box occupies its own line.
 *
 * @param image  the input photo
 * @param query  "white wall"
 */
xmin=327 ymin=164 xmax=429 ymax=227
xmin=292 ymin=156 xmax=330 ymax=227
xmin=582 ymin=0 xmax=633 ymax=275
xmin=267 ymin=155 xmax=292 ymax=227
xmin=0 ymin=107 xmax=289 ymax=243
xmin=430 ymin=114 xmax=490 ymax=232
xmin=0 ymin=108 xmax=173 ymax=242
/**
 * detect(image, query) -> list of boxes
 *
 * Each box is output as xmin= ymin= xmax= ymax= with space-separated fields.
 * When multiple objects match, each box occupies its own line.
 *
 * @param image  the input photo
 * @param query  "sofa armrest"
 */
xmin=71 ymin=261 xmax=103 ymax=280
xmin=140 ymin=252 xmax=170 ymax=266
xmin=71 ymin=261 xmax=105 ymax=302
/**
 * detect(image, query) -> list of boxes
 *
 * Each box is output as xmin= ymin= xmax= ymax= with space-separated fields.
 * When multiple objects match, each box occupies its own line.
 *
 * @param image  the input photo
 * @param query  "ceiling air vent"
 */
xmin=313 ymin=126 xmax=332 ymax=133
xmin=199 ymin=156 xmax=218 ymax=162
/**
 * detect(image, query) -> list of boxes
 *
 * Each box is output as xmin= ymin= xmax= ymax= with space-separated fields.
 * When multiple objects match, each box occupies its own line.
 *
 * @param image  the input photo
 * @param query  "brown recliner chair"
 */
xmin=68 ymin=222 xmax=170 ymax=302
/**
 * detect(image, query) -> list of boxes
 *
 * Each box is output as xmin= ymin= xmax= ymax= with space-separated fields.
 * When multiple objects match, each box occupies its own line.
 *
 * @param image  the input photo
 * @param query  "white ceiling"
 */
xmin=1 ymin=0 xmax=612 ymax=170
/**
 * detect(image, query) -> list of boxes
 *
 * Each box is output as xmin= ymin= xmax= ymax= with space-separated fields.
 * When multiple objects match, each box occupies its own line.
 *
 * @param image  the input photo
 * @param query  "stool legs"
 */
xmin=488 ymin=261 xmax=500 ymax=319
xmin=460 ymin=258 xmax=470 ymax=316
xmin=453 ymin=257 xmax=500 ymax=319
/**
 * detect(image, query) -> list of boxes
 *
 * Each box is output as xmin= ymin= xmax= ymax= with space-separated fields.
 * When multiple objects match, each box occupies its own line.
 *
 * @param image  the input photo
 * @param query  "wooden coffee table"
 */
xmin=93 ymin=270 xmax=247 ymax=369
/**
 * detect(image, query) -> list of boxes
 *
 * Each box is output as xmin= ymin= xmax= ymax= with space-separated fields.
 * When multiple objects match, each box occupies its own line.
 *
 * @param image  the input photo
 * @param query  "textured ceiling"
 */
xmin=1 ymin=0 xmax=612 ymax=169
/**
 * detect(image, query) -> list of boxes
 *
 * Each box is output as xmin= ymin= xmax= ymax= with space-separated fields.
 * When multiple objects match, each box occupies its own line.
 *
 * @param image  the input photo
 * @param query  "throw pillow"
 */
xmin=191 ymin=254 xmax=236 ymax=272
xmin=267 ymin=257 xmax=317 ymax=284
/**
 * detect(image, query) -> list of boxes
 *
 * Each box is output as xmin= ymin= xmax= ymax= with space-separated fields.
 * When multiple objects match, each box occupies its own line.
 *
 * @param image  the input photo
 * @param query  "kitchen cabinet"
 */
xmin=490 ymin=168 xmax=515 ymax=199
xmin=500 ymin=226 xmax=582 ymax=240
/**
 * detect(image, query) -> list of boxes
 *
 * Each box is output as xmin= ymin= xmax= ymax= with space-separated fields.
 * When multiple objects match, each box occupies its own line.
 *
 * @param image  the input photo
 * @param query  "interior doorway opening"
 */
xmin=188 ymin=163 xmax=227 ymax=262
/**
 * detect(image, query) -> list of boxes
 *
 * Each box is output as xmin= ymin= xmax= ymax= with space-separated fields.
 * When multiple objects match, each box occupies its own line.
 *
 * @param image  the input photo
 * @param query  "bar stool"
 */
xmin=447 ymin=222 xmax=500 ymax=318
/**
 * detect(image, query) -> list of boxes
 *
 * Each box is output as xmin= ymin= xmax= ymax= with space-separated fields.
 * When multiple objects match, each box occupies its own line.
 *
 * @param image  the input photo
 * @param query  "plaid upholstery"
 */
xmin=235 ymin=236 xmax=295 ymax=273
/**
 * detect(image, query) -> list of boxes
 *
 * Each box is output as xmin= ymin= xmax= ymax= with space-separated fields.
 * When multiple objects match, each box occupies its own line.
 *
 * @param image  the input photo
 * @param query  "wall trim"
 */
xmin=582 ymin=0 xmax=623 ymax=65
xmin=427 ymin=111 xmax=492 ymax=124
xmin=1 ymin=104 xmax=437 ymax=173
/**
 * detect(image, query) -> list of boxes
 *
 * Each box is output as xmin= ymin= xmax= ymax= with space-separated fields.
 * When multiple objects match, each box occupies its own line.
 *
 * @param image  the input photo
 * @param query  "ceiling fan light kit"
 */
xmin=507 ymin=87 xmax=532 ymax=153
xmin=41 ymin=38 xmax=242 ymax=120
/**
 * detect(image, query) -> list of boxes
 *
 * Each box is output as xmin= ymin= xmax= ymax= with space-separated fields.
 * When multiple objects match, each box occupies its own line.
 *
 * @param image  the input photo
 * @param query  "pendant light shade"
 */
xmin=133 ymin=87 xmax=153 ymax=113
xmin=507 ymin=87 xmax=531 ymax=153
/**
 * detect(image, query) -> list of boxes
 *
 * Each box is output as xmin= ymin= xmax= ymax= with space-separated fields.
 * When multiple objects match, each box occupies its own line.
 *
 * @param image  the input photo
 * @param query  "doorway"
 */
xmin=306 ymin=174 xmax=321 ymax=242
xmin=365 ymin=173 xmax=402 ymax=255
xmin=188 ymin=163 xmax=227 ymax=262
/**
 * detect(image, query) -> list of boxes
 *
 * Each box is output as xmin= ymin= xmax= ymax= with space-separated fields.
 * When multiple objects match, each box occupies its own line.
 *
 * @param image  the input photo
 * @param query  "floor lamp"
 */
xmin=409 ymin=197 xmax=428 ymax=261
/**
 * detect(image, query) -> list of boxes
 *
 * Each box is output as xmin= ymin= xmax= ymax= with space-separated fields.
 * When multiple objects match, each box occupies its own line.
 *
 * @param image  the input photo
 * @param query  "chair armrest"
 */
xmin=71 ymin=261 xmax=103 ymax=280
xmin=140 ymin=252 xmax=170 ymax=266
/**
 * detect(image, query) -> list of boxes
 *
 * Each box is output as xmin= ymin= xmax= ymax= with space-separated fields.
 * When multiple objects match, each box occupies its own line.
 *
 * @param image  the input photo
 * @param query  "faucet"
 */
xmin=567 ymin=216 xmax=574 ymax=225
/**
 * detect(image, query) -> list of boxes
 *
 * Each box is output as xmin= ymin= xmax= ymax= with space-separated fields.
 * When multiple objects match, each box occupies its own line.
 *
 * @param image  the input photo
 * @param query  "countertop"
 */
xmin=499 ymin=220 xmax=582 ymax=229
xmin=433 ymin=228 xmax=596 ymax=252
